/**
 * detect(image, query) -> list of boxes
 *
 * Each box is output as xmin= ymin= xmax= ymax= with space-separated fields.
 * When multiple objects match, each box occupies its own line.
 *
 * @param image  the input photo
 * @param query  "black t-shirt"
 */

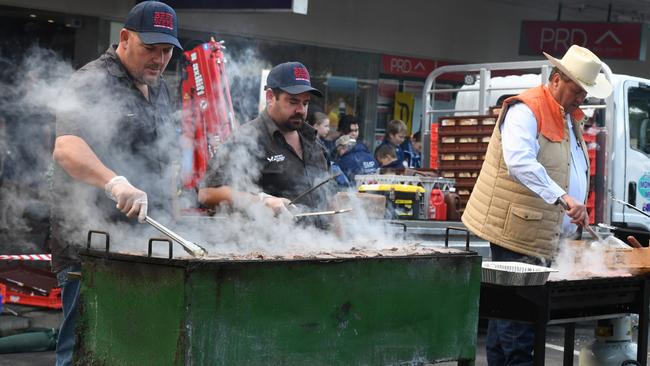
xmin=202 ymin=110 xmax=331 ymax=209
xmin=49 ymin=45 xmax=177 ymax=272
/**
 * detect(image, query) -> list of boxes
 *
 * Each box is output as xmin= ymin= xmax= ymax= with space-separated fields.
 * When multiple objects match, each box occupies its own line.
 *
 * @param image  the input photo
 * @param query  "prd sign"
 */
xmin=381 ymin=55 xmax=435 ymax=78
xmin=519 ymin=21 xmax=645 ymax=60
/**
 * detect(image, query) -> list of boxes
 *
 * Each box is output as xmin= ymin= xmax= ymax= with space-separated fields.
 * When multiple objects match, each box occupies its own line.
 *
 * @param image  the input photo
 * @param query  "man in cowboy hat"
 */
xmin=461 ymin=45 xmax=612 ymax=365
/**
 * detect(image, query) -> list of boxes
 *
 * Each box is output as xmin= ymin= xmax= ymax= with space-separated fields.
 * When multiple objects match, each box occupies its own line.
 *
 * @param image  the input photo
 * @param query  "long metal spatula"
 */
xmin=144 ymin=216 xmax=207 ymax=258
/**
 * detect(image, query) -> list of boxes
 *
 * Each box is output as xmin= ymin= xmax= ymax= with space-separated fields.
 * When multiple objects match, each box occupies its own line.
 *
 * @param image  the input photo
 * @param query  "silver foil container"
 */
xmin=481 ymin=261 xmax=558 ymax=286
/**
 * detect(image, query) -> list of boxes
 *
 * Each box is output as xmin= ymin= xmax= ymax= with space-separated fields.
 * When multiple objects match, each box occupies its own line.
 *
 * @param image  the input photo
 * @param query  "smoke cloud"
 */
xmin=0 ymin=43 xmax=404 ymax=261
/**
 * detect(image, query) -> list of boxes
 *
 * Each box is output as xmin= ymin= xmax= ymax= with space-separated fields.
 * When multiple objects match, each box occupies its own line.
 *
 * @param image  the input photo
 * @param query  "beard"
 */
xmin=279 ymin=114 xmax=305 ymax=131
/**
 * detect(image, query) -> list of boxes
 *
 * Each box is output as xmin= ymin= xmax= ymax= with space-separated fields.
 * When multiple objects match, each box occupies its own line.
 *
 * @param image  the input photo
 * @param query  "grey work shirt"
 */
xmin=202 ymin=109 xmax=331 ymax=209
xmin=49 ymin=45 xmax=177 ymax=273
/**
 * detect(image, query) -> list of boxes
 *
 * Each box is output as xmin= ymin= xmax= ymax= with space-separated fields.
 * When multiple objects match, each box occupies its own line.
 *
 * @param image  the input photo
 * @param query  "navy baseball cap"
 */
xmin=266 ymin=62 xmax=322 ymax=97
xmin=125 ymin=1 xmax=183 ymax=50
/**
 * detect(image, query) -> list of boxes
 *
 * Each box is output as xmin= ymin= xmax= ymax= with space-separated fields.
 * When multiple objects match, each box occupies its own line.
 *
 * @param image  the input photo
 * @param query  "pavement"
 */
xmin=1 ymin=318 xmax=644 ymax=365
xmin=0 ymin=304 xmax=60 ymax=366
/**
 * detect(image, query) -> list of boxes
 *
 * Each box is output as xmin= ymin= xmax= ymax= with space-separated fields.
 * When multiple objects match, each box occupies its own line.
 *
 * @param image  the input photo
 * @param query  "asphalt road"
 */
xmin=2 ymin=322 xmax=637 ymax=365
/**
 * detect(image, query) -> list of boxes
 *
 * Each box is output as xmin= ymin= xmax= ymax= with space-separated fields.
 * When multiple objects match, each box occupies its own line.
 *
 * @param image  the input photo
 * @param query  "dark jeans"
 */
xmin=56 ymin=264 xmax=81 ymax=366
xmin=486 ymin=244 xmax=546 ymax=366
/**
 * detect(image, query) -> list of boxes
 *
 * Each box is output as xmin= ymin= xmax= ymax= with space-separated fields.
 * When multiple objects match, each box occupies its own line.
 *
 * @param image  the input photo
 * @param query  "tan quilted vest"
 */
xmin=461 ymin=101 xmax=589 ymax=259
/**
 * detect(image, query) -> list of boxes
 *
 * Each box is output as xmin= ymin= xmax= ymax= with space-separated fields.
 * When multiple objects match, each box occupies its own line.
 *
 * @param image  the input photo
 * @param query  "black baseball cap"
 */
xmin=125 ymin=1 xmax=183 ymax=50
xmin=266 ymin=62 xmax=322 ymax=97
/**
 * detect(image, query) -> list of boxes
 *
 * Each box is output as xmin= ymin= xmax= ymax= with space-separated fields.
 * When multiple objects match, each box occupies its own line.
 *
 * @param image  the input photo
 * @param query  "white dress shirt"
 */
xmin=500 ymin=103 xmax=588 ymax=235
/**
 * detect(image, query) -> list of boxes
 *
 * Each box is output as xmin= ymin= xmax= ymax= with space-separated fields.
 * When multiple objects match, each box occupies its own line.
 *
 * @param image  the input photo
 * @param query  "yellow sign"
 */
xmin=393 ymin=92 xmax=414 ymax=134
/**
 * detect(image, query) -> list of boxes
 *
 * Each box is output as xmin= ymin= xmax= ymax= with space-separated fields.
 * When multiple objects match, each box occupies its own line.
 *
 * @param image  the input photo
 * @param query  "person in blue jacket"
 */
xmin=335 ymin=135 xmax=378 ymax=184
xmin=401 ymin=131 xmax=422 ymax=168
xmin=375 ymin=119 xmax=408 ymax=168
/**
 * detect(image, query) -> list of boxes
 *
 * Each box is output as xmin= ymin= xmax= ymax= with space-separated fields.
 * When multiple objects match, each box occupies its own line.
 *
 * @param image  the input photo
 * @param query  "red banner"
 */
xmin=520 ymin=21 xmax=644 ymax=60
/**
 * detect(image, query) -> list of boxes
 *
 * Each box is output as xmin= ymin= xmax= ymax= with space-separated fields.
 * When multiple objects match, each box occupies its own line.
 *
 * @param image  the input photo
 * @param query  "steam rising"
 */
xmin=550 ymin=237 xmax=631 ymax=280
xmin=1 ymin=44 xmax=402 ymax=260
xmin=0 ymin=46 xmax=74 ymax=254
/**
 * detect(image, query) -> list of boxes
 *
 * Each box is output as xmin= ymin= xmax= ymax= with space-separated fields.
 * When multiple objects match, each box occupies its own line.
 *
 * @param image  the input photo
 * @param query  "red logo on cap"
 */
xmin=153 ymin=12 xmax=174 ymax=30
xmin=293 ymin=67 xmax=310 ymax=82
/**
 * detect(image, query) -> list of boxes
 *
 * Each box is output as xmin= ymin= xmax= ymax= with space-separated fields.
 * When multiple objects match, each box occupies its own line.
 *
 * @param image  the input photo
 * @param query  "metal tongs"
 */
xmin=144 ymin=216 xmax=207 ymax=258
xmin=289 ymin=172 xmax=341 ymax=206
xmin=556 ymin=197 xmax=605 ymax=242
xmin=293 ymin=208 xmax=353 ymax=218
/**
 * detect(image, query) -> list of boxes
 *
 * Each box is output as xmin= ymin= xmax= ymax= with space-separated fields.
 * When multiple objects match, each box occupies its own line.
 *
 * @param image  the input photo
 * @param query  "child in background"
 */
xmin=307 ymin=110 xmax=333 ymax=160
xmin=375 ymin=143 xmax=398 ymax=168
xmin=375 ymin=119 xmax=407 ymax=168
xmin=401 ymin=131 xmax=422 ymax=168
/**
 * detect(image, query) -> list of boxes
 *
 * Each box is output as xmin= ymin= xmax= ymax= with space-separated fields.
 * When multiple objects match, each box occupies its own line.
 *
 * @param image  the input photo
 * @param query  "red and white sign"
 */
xmin=381 ymin=55 xmax=436 ymax=78
xmin=520 ymin=21 xmax=644 ymax=60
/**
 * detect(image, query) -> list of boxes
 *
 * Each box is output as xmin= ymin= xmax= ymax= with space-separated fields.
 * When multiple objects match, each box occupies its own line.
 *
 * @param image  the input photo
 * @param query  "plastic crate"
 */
xmin=0 ymin=265 xmax=62 ymax=309
xmin=439 ymin=159 xmax=484 ymax=170
xmin=582 ymin=131 xmax=597 ymax=144
xmin=440 ymin=171 xmax=479 ymax=189
xmin=439 ymin=142 xmax=489 ymax=153
xmin=439 ymin=135 xmax=491 ymax=144
xmin=587 ymin=191 xmax=596 ymax=208
xmin=5 ymin=287 xmax=62 ymax=309
xmin=429 ymin=123 xmax=439 ymax=170
xmin=439 ymin=116 xmax=497 ymax=127
xmin=438 ymin=124 xmax=495 ymax=136
xmin=588 ymin=206 xmax=595 ymax=225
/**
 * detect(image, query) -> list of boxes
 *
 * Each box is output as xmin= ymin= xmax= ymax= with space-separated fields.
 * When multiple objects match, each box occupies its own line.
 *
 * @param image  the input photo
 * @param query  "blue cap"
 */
xmin=125 ymin=1 xmax=182 ymax=50
xmin=266 ymin=62 xmax=322 ymax=97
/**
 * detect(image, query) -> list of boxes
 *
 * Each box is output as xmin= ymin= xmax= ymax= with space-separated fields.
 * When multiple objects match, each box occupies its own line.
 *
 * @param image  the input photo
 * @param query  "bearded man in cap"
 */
xmin=462 ymin=45 xmax=613 ymax=365
xmin=50 ymin=2 xmax=182 ymax=365
xmin=198 ymin=61 xmax=332 ymax=220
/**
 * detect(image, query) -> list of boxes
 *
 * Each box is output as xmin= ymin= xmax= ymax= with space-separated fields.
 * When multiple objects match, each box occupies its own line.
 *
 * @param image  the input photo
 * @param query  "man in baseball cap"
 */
xmin=265 ymin=61 xmax=323 ymax=97
xmin=118 ymin=1 xmax=182 ymax=88
xmin=50 ymin=2 xmax=182 ymax=365
xmin=125 ymin=0 xmax=182 ymax=50
xmin=199 ymin=61 xmax=333 ymax=224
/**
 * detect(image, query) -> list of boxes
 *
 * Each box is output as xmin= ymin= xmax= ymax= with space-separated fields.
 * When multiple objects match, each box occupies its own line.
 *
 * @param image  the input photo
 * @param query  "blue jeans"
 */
xmin=486 ymin=244 xmax=546 ymax=366
xmin=56 ymin=264 xmax=81 ymax=366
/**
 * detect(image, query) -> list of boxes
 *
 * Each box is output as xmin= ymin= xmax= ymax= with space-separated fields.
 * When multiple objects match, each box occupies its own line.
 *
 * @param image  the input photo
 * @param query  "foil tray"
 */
xmin=481 ymin=261 xmax=558 ymax=286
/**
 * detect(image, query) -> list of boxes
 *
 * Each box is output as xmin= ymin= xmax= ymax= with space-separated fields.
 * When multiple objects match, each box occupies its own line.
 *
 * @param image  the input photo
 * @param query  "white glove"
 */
xmin=105 ymin=176 xmax=148 ymax=223
xmin=257 ymin=192 xmax=292 ymax=217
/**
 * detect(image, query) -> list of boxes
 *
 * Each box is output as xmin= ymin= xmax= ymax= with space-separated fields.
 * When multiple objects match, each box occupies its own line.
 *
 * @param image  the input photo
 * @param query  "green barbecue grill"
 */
xmin=75 ymin=230 xmax=481 ymax=366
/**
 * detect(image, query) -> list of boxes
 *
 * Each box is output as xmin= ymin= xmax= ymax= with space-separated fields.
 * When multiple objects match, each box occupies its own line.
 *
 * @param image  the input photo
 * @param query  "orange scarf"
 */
xmin=503 ymin=85 xmax=585 ymax=142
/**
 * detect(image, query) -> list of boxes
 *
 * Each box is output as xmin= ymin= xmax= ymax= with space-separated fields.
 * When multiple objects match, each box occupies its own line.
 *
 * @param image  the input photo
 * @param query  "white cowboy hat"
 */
xmin=544 ymin=45 xmax=612 ymax=99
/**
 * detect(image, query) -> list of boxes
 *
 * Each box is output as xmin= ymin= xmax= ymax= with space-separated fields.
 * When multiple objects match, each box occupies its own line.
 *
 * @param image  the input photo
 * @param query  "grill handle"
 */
xmin=148 ymin=238 xmax=173 ymax=259
xmin=144 ymin=216 xmax=207 ymax=258
xmin=445 ymin=226 xmax=470 ymax=251
xmin=87 ymin=230 xmax=110 ymax=253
